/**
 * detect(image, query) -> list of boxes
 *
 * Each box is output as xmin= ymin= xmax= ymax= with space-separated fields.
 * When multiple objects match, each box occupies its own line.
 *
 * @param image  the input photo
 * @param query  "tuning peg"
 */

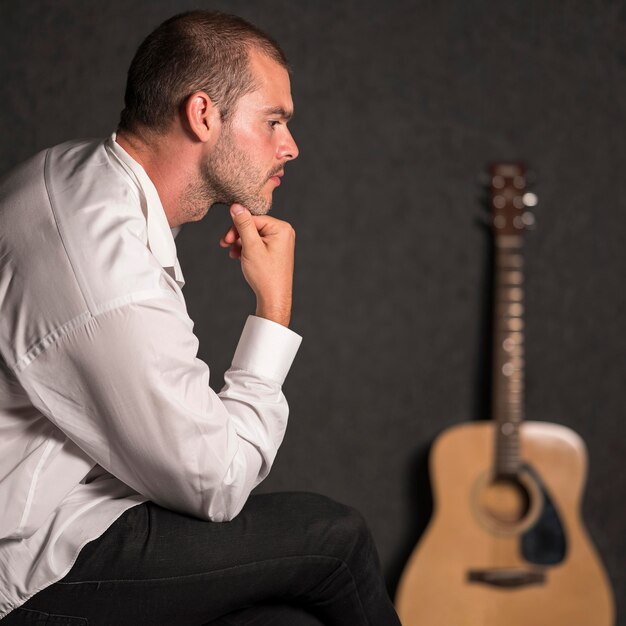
xmin=522 ymin=192 xmax=538 ymax=207
xmin=522 ymin=211 xmax=536 ymax=229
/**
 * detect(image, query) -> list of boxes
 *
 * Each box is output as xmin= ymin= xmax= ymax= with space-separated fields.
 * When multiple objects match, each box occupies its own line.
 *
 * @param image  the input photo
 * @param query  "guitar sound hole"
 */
xmin=478 ymin=477 xmax=531 ymax=525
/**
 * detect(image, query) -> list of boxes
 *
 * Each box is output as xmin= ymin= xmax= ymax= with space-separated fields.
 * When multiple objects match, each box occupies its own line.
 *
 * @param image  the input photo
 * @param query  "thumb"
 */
xmin=230 ymin=204 xmax=260 ymax=246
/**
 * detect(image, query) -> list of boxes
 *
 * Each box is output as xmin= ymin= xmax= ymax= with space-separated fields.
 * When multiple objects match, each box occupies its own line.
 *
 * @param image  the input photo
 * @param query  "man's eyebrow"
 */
xmin=261 ymin=106 xmax=294 ymax=121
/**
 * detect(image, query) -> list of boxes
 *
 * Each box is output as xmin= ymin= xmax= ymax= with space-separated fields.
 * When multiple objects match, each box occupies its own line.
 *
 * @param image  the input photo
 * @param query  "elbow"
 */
xmin=169 ymin=481 xmax=242 ymax=523
xmin=199 ymin=490 xmax=246 ymax=523
xmin=171 ymin=434 xmax=270 ymax=523
xmin=199 ymin=450 xmax=259 ymax=523
xmin=206 ymin=509 xmax=237 ymax=523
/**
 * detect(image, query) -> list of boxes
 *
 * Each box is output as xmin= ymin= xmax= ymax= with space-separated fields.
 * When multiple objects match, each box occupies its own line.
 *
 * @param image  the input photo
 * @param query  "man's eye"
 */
xmin=268 ymin=120 xmax=280 ymax=129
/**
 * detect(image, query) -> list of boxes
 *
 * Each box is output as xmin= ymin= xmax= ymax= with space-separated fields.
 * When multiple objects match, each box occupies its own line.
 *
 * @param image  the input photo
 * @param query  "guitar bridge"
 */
xmin=467 ymin=568 xmax=546 ymax=588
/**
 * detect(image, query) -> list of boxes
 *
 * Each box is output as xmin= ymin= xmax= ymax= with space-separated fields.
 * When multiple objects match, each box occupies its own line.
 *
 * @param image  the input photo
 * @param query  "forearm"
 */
xmin=17 ymin=302 xmax=300 ymax=524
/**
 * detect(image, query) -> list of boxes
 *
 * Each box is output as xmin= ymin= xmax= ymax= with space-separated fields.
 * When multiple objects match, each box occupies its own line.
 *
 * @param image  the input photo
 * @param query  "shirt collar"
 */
xmin=105 ymin=132 xmax=185 ymax=289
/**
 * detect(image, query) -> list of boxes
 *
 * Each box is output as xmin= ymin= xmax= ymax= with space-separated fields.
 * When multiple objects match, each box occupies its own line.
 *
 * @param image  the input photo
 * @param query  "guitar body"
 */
xmin=395 ymin=421 xmax=615 ymax=625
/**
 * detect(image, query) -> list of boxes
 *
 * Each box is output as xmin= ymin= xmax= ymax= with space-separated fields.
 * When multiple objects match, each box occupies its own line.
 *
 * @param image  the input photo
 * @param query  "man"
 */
xmin=0 ymin=11 xmax=400 ymax=625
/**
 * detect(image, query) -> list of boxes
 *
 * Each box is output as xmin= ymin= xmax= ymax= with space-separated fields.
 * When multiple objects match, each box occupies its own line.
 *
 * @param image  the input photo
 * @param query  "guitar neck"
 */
xmin=492 ymin=235 xmax=525 ymax=476
xmin=488 ymin=164 xmax=534 ymax=478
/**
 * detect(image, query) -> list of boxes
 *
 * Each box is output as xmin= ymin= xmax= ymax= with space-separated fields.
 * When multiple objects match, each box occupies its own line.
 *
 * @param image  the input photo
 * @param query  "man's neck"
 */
xmin=115 ymin=129 xmax=208 ymax=228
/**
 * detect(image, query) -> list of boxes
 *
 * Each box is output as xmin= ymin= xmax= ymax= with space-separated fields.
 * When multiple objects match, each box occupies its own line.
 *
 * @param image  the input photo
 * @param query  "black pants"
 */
xmin=1 ymin=492 xmax=401 ymax=625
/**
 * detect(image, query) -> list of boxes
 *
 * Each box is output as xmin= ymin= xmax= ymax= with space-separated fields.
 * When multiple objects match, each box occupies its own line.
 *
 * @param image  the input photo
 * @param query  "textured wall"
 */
xmin=2 ymin=0 xmax=624 ymax=621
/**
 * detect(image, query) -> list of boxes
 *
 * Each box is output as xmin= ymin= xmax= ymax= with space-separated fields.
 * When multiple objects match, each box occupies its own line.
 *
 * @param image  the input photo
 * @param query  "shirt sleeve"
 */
xmin=15 ymin=292 xmax=302 ymax=522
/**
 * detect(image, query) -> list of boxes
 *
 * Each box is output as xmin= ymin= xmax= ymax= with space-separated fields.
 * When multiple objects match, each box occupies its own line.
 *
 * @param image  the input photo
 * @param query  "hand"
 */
xmin=219 ymin=204 xmax=295 ymax=327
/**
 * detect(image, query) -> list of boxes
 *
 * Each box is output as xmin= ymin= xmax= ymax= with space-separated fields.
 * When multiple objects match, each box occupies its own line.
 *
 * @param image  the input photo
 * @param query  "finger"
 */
xmin=226 ymin=226 xmax=239 ymax=243
xmin=220 ymin=225 xmax=239 ymax=247
xmin=229 ymin=204 xmax=262 ymax=248
xmin=247 ymin=215 xmax=287 ymax=239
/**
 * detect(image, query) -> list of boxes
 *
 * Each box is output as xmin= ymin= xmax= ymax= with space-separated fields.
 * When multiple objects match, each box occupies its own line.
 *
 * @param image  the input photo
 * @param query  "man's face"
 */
xmin=201 ymin=49 xmax=299 ymax=215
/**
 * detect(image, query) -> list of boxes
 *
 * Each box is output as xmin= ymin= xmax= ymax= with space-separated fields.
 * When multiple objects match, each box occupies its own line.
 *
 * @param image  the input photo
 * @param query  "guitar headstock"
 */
xmin=487 ymin=163 xmax=537 ymax=236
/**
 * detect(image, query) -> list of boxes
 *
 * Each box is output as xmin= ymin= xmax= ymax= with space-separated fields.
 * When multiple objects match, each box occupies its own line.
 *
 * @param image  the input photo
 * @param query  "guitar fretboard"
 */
xmin=492 ymin=235 xmax=525 ymax=477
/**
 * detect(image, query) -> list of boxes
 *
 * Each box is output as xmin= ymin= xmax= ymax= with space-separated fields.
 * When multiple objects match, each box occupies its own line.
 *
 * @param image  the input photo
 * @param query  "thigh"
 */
xmin=15 ymin=492 xmax=367 ymax=626
xmin=66 ymin=491 xmax=364 ymax=582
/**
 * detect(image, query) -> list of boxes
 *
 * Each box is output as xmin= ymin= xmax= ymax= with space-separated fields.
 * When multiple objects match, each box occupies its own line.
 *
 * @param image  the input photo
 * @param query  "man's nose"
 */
xmin=278 ymin=129 xmax=299 ymax=161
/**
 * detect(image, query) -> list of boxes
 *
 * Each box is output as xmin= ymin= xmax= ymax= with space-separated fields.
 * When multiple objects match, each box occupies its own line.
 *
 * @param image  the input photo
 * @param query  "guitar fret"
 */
xmin=493 ymin=409 xmax=524 ymax=417
xmin=497 ymin=271 xmax=524 ymax=285
xmin=498 ymin=303 xmax=524 ymax=316
xmin=495 ymin=393 xmax=525 ymax=401
xmin=500 ymin=287 xmax=524 ymax=301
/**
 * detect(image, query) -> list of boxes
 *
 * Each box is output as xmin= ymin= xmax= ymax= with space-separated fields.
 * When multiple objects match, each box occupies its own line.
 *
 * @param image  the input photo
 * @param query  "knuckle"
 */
xmin=279 ymin=221 xmax=295 ymax=236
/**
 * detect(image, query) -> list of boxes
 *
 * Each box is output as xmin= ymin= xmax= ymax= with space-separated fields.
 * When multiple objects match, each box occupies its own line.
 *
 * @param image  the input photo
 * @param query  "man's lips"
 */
xmin=269 ymin=171 xmax=284 ymax=185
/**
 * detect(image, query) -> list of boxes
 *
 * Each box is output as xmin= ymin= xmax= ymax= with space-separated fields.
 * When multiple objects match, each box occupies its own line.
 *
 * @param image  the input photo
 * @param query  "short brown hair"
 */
xmin=118 ymin=11 xmax=288 ymax=133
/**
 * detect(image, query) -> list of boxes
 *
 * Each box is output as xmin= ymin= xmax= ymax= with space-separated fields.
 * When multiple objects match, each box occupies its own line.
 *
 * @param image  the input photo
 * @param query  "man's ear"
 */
xmin=183 ymin=91 xmax=220 ymax=142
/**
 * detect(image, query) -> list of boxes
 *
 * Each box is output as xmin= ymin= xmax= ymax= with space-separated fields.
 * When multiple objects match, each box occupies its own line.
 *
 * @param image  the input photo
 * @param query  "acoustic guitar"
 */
xmin=395 ymin=164 xmax=615 ymax=625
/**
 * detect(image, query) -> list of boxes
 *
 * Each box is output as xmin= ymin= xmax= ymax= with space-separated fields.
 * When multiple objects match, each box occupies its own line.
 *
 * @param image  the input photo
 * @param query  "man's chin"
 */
xmin=219 ymin=193 xmax=272 ymax=216
xmin=249 ymin=206 xmax=271 ymax=216
xmin=247 ymin=197 xmax=273 ymax=216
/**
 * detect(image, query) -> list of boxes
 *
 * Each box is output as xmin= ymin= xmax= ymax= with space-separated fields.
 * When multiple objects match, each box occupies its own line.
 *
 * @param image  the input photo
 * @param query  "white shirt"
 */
xmin=0 ymin=134 xmax=302 ymax=618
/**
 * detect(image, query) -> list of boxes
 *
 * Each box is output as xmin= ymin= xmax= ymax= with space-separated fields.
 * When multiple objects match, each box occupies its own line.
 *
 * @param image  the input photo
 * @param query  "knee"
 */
xmin=251 ymin=491 xmax=378 ymax=565
xmin=296 ymin=493 xmax=376 ymax=564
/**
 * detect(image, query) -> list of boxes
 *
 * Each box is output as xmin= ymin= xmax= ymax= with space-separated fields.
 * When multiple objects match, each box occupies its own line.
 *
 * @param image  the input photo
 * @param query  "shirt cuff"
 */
xmin=232 ymin=315 xmax=302 ymax=384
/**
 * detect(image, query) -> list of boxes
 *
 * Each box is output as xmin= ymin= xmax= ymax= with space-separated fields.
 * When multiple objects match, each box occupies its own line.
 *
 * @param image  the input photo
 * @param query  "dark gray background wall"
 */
xmin=2 ymin=0 xmax=624 ymax=621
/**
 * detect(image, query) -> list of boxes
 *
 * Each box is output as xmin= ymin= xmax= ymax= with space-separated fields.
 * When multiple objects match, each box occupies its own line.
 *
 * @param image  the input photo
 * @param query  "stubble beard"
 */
xmin=180 ymin=128 xmax=275 ymax=220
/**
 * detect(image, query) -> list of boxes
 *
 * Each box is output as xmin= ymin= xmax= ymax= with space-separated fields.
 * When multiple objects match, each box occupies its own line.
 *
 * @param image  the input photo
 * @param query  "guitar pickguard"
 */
xmin=521 ymin=463 xmax=567 ymax=565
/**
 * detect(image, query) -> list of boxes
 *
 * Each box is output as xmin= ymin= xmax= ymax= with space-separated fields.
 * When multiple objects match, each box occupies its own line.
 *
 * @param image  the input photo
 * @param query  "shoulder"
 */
xmin=0 ymin=138 xmax=144 ymax=235
xmin=0 ymin=138 xmax=149 ymax=275
xmin=0 ymin=139 xmax=171 ymax=365
xmin=45 ymin=138 xmax=143 ymax=218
